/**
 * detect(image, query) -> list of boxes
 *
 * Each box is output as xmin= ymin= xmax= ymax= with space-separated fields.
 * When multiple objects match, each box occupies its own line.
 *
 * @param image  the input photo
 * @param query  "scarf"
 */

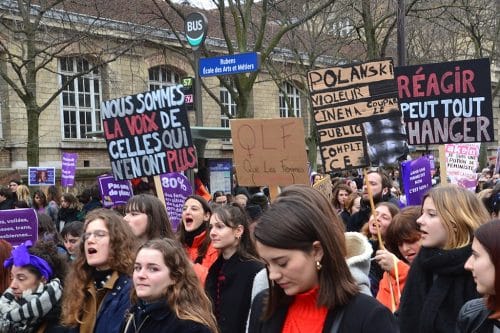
xmin=184 ymin=223 xmax=205 ymax=247
xmin=0 ymin=278 xmax=62 ymax=332
xmin=398 ymin=245 xmax=479 ymax=333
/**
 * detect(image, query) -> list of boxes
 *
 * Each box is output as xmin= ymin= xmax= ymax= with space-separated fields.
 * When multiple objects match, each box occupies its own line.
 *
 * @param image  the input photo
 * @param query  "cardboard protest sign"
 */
xmin=401 ymin=157 xmax=432 ymax=206
xmin=312 ymin=174 xmax=333 ymax=202
xmin=230 ymin=118 xmax=309 ymax=186
xmin=102 ymin=85 xmax=196 ymax=180
xmin=445 ymin=143 xmax=480 ymax=191
xmin=307 ymin=58 xmax=408 ymax=172
xmin=61 ymin=153 xmax=78 ymax=187
xmin=395 ymin=58 xmax=494 ymax=145
xmin=0 ymin=209 xmax=38 ymax=246
xmin=28 ymin=167 xmax=55 ymax=186
xmin=98 ymin=175 xmax=134 ymax=208
xmin=160 ymin=172 xmax=192 ymax=231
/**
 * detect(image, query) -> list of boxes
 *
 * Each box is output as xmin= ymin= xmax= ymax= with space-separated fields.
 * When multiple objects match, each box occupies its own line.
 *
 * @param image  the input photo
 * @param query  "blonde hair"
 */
xmin=16 ymin=185 xmax=31 ymax=204
xmin=424 ymin=185 xmax=490 ymax=249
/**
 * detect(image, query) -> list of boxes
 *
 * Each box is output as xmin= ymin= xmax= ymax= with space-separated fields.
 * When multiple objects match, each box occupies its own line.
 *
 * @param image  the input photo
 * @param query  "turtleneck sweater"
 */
xmin=282 ymin=287 xmax=328 ymax=333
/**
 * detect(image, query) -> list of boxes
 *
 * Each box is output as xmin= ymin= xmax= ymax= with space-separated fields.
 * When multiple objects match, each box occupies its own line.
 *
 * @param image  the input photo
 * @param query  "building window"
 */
xmin=59 ymin=57 xmax=101 ymax=139
xmin=220 ymin=85 xmax=237 ymax=128
xmin=148 ymin=66 xmax=181 ymax=90
xmin=279 ymin=82 xmax=301 ymax=117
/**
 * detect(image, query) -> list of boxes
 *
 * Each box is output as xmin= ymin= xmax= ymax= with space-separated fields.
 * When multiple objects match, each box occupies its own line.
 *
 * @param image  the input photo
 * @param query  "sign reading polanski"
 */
xmin=307 ymin=58 xmax=408 ymax=172
xmin=395 ymin=58 xmax=494 ymax=145
xmin=101 ymin=85 xmax=196 ymax=180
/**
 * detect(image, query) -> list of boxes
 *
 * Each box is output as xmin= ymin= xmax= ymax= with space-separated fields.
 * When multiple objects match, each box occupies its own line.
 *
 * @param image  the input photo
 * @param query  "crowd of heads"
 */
xmin=0 ymin=162 xmax=498 ymax=332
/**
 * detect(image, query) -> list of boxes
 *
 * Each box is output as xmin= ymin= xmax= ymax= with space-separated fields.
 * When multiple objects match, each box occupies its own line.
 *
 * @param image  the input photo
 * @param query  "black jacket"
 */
xmin=248 ymin=290 xmax=399 ymax=333
xmin=398 ymin=245 xmax=479 ymax=333
xmin=205 ymin=253 xmax=263 ymax=333
xmin=456 ymin=298 xmax=496 ymax=333
xmin=122 ymin=301 xmax=211 ymax=333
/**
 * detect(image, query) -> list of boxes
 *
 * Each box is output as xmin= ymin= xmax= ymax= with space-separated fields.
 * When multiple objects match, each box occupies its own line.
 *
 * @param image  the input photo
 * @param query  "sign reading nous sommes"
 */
xmin=199 ymin=52 xmax=260 ymax=77
xmin=101 ymin=85 xmax=196 ymax=180
xmin=395 ymin=58 xmax=494 ymax=145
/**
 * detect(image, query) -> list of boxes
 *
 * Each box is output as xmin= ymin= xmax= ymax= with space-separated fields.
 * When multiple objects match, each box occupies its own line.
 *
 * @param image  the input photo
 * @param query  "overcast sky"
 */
xmin=172 ymin=0 xmax=217 ymax=9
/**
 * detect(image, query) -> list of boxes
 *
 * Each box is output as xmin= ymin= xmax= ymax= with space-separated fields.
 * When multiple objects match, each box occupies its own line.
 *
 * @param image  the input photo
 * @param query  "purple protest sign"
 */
xmin=97 ymin=175 xmax=133 ymax=208
xmin=0 ymin=209 xmax=38 ymax=246
xmin=160 ymin=172 xmax=192 ymax=231
xmin=401 ymin=157 xmax=432 ymax=206
xmin=61 ymin=153 xmax=78 ymax=187
xmin=28 ymin=167 xmax=55 ymax=186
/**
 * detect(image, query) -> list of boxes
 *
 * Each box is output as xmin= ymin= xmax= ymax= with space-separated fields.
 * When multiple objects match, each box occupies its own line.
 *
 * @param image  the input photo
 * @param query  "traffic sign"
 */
xmin=199 ymin=52 xmax=260 ymax=77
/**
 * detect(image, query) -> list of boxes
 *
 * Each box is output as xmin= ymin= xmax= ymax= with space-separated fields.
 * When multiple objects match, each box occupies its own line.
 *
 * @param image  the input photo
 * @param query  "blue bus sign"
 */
xmin=199 ymin=52 xmax=260 ymax=77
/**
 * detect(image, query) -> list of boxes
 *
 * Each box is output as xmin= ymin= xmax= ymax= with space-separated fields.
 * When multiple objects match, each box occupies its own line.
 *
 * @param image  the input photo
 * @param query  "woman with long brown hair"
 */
xmin=122 ymin=238 xmax=218 ymax=333
xmin=61 ymin=208 xmax=137 ymax=333
xmin=248 ymin=185 xmax=397 ymax=332
xmin=205 ymin=203 xmax=263 ymax=333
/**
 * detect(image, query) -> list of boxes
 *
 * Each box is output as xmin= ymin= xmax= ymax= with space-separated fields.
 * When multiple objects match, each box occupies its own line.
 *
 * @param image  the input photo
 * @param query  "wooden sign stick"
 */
xmin=269 ymin=186 xmax=280 ymax=203
xmin=153 ymin=175 xmax=167 ymax=208
xmin=363 ymin=168 xmax=385 ymax=250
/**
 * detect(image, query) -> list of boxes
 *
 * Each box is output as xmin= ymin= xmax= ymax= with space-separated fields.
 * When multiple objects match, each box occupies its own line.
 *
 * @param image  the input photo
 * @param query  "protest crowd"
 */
xmin=0 ymin=51 xmax=498 ymax=333
xmin=0 ymin=161 xmax=497 ymax=333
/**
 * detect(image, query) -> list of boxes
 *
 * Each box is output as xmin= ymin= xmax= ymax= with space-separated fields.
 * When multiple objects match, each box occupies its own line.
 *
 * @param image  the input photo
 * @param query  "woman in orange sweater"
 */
xmin=178 ymin=195 xmax=218 ymax=285
xmin=248 ymin=185 xmax=398 ymax=333
xmin=375 ymin=206 xmax=422 ymax=311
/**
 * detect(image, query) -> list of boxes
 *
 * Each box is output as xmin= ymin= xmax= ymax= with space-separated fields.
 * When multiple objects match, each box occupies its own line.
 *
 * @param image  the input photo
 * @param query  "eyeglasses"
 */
xmin=82 ymin=230 xmax=109 ymax=241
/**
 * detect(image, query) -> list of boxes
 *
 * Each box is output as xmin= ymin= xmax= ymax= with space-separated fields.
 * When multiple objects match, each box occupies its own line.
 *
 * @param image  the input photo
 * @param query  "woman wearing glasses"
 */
xmin=205 ymin=203 xmax=263 ymax=333
xmin=61 ymin=208 xmax=137 ymax=333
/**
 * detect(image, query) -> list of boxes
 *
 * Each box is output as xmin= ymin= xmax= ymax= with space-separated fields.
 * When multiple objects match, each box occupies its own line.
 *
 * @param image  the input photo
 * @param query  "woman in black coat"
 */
xmin=398 ymin=185 xmax=490 ymax=333
xmin=205 ymin=203 xmax=263 ymax=333
xmin=122 ymin=238 xmax=218 ymax=333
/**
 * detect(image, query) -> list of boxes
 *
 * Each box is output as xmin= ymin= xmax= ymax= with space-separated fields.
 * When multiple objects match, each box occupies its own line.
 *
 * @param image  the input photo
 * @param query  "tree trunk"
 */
xmin=237 ymin=86 xmax=254 ymax=118
xmin=362 ymin=0 xmax=378 ymax=60
xmin=27 ymin=106 xmax=40 ymax=167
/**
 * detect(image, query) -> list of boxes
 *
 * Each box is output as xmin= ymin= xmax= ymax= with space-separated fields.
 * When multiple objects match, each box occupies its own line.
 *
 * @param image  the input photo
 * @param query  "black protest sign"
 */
xmin=307 ymin=58 xmax=408 ymax=172
xmin=102 ymin=85 xmax=196 ymax=180
xmin=395 ymin=58 xmax=494 ymax=145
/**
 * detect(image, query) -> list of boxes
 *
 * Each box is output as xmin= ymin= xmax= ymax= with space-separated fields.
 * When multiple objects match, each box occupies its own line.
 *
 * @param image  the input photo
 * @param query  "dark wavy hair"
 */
xmin=26 ymin=240 xmax=68 ymax=282
xmin=0 ymin=240 xmax=12 ymax=292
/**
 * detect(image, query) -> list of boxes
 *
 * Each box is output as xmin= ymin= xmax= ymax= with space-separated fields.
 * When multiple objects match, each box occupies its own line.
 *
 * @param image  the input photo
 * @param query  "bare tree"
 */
xmin=149 ymin=0 xmax=337 ymax=120
xmin=0 ymin=0 xmax=152 ymax=166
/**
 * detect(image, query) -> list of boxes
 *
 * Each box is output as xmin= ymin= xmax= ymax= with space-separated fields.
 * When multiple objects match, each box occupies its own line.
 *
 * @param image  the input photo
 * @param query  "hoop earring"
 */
xmin=316 ymin=261 xmax=322 ymax=271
